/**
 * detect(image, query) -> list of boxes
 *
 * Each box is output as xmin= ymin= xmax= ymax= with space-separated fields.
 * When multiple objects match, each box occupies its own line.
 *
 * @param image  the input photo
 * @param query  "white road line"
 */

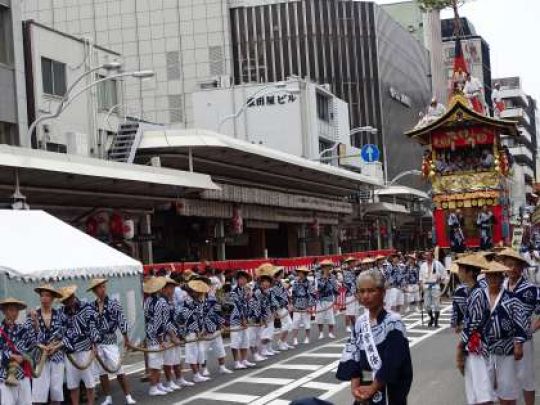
xmin=195 ymin=392 xmax=260 ymax=403
xmin=266 ymin=400 xmax=291 ymax=405
xmin=318 ymin=382 xmax=351 ymax=400
xmin=324 ymin=343 xmax=345 ymax=348
xmin=302 ymin=381 xmax=344 ymax=391
xmin=297 ymin=353 xmax=342 ymax=358
xmin=172 ymin=339 xmax=347 ymax=405
xmin=242 ymin=377 xmax=295 ymax=386
xmin=249 ymin=361 xmax=341 ymax=405
xmin=268 ymin=364 xmax=322 ymax=371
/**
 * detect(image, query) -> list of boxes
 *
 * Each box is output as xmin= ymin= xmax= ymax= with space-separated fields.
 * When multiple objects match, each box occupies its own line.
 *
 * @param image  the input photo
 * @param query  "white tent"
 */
xmin=0 ymin=210 xmax=144 ymax=338
xmin=0 ymin=210 xmax=142 ymax=281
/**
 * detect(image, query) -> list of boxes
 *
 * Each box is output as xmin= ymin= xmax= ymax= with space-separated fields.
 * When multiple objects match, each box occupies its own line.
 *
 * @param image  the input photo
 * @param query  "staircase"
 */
xmin=108 ymin=122 xmax=143 ymax=163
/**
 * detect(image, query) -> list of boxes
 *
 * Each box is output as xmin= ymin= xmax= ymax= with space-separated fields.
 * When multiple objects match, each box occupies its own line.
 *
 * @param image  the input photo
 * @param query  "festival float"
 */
xmin=404 ymin=5 xmax=519 ymax=250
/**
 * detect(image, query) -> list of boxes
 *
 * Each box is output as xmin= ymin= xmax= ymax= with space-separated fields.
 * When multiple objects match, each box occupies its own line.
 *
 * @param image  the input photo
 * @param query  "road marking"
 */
xmin=324 ymin=343 xmax=345 ymax=348
xmin=266 ymin=400 xmax=291 ymax=405
xmin=242 ymin=377 xmax=294 ymax=385
xmin=171 ymin=339 xmax=347 ymax=405
xmin=302 ymin=381 xmax=345 ymax=391
xmin=267 ymin=364 xmax=322 ymax=371
xmin=297 ymin=353 xmax=342 ymax=358
xmin=195 ymin=392 xmax=260 ymax=403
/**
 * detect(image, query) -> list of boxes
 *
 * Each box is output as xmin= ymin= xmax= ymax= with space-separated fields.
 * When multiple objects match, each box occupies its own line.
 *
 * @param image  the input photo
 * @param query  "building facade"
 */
xmin=382 ymin=1 xmax=447 ymax=102
xmin=229 ymin=0 xmax=431 ymax=187
xmin=493 ymin=76 xmax=538 ymax=214
xmin=192 ymin=78 xmax=384 ymax=179
xmin=23 ymin=20 xmax=122 ymax=156
xmin=0 ymin=0 xmax=28 ymax=146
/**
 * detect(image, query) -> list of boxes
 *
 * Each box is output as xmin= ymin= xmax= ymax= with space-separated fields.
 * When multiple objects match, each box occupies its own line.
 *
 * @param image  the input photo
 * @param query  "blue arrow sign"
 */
xmin=361 ymin=144 xmax=380 ymax=163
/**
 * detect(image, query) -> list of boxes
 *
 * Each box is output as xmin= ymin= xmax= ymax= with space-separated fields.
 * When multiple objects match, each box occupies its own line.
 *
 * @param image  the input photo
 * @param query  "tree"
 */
xmin=416 ymin=0 xmax=464 ymax=12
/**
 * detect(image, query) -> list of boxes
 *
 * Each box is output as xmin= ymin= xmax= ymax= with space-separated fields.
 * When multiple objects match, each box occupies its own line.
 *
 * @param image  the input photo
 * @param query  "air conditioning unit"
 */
xmin=65 ymin=131 xmax=89 ymax=156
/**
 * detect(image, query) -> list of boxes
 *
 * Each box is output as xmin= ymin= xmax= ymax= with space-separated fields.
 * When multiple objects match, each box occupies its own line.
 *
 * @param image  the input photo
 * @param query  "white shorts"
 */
xmin=0 ymin=378 xmax=32 ymax=405
xmin=516 ymin=339 xmax=536 ymax=391
xmin=387 ymin=288 xmax=405 ymax=307
xmin=465 ymin=354 xmax=495 ymax=404
xmin=277 ymin=308 xmax=293 ymax=332
xmin=292 ymin=312 xmax=311 ymax=330
xmin=185 ymin=333 xmax=206 ymax=365
xmin=248 ymin=326 xmax=261 ymax=348
xmin=163 ymin=345 xmax=182 ymax=367
xmin=315 ymin=301 xmax=335 ymax=325
xmin=65 ymin=351 xmax=96 ymax=390
xmin=230 ymin=329 xmax=249 ymax=350
xmin=345 ymin=296 xmax=359 ymax=316
xmin=32 ymin=360 xmax=64 ymax=403
xmin=147 ymin=344 xmax=164 ymax=370
xmin=406 ymin=285 xmax=420 ymax=303
xmin=201 ymin=333 xmax=227 ymax=359
xmin=94 ymin=344 xmax=125 ymax=376
xmin=260 ymin=322 xmax=275 ymax=341
xmin=489 ymin=354 xmax=519 ymax=400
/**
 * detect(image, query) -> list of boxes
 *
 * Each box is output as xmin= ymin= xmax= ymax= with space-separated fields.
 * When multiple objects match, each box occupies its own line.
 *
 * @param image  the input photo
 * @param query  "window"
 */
xmin=166 ymin=51 xmax=181 ymax=81
xmin=316 ymin=92 xmax=330 ymax=122
xmin=41 ymin=57 xmax=66 ymax=96
xmin=96 ymin=75 xmax=118 ymax=110
xmin=0 ymin=6 xmax=11 ymax=64
xmin=168 ymin=95 xmax=183 ymax=123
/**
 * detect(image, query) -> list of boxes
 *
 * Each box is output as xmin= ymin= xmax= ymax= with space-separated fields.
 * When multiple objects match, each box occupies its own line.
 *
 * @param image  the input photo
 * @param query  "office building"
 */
xmin=0 ymin=0 xmax=28 ymax=146
xmin=493 ymin=76 xmax=538 ymax=213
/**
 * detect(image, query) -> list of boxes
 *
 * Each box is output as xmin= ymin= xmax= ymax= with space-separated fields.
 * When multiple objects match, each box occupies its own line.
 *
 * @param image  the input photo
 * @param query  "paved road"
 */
xmin=98 ymin=306 xmax=457 ymax=404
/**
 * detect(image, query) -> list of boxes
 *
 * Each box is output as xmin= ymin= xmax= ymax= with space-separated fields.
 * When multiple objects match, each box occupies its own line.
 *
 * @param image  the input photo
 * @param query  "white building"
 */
xmin=192 ymin=78 xmax=384 ymax=180
xmin=22 ymin=0 xmax=231 ymax=128
xmin=23 ymin=20 xmax=124 ymax=157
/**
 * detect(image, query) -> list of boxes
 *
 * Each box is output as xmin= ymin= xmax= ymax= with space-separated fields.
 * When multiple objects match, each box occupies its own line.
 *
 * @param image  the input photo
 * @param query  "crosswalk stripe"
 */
xmin=194 ymin=392 xmax=260 ymax=403
xmin=242 ymin=377 xmax=295 ymax=385
xmin=268 ymin=364 xmax=322 ymax=371
xmin=297 ymin=353 xmax=342 ymax=358
xmin=266 ymin=400 xmax=291 ymax=405
xmin=303 ymin=381 xmax=345 ymax=390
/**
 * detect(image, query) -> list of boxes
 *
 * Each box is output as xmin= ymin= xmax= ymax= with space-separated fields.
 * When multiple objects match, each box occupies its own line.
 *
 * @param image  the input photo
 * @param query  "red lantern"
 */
xmin=110 ymin=212 xmax=124 ymax=238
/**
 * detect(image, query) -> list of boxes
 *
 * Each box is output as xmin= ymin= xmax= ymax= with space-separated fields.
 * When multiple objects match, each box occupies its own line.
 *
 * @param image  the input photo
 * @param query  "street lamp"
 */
xmin=217 ymin=80 xmax=300 ymax=133
xmin=27 ymin=69 xmax=155 ymax=149
xmin=388 ymin=169 xmax=422 ymax=186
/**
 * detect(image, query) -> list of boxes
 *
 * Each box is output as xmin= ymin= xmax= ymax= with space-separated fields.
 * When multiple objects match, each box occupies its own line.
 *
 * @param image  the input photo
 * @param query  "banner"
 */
xmin=432 ymin=127 xmax=495 ymax=149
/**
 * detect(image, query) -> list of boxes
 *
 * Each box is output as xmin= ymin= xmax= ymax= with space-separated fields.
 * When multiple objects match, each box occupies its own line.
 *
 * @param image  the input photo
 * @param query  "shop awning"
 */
xmin=0 ymin=210 xmax=142 ymax=280
xmin=0 ymin=145 xmax=219 ymax=210
xmin=136 ymin=129 xmax=383 ymax=197
xmin=362 ymin=202 xmax=410 ymax=215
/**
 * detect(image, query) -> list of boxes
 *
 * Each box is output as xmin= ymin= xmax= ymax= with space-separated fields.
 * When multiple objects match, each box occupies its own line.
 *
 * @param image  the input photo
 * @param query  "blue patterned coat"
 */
xmin=61 ymin=299 xmax=100 ymax=353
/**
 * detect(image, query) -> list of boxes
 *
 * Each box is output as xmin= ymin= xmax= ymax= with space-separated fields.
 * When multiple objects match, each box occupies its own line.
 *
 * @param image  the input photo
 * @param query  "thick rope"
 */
xmin=94 ymin=346 xmax=125 ymax=375
xmin=66 ymin=350 xmax=96 ymax=371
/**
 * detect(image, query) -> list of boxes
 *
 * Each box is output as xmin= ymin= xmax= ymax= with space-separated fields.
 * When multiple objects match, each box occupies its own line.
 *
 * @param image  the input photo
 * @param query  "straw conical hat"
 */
xmin=482 ymin=261 xmax=510 ymax=274
xmin=58 ymin=285 xmax=78 ymax=303
xmin=163 ymin=276 xmax=179 ymax=286
xmin=449 ymin=263 xmax=459 ymax=274
xmin=296 ymin=266 xmax=311 ymax=273
xmin=255 ymin=263 xmax=275 ymax=277
xmin=87 ymin=278 xmax=108 ymax=292
xmin=343 ymin=256 xmax=357 ymax=263
xmin=497 ymin=248 xmax=529 ymax=265
xmin=187 ymin=279 xmax=210 ymax=294
xmin=143 ymin=277 xmax=167 ymax=295
xmin=361 ymin=257 xmax=375 ymax=264
xmin=454 ymin=254 xmax=489 ymax=270
xmin=375 ymin=255 xmax=386 ymax=261
xmin=0 ymin=297 xmax=27 ymax=311
xmin=34 ymin=284 xmax=62 ymax=298
xmin=319 ymin=259 xmax=334 ymax=267
xmin=182 ymin=269 xmax=196 ymax=280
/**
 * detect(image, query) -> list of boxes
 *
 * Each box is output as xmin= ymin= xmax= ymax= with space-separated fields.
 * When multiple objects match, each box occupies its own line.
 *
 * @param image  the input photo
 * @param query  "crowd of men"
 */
xmin=451 ymin=248 xmax=540 ymax=405
xmin=0 ymin=248 xmax=537 ymax=404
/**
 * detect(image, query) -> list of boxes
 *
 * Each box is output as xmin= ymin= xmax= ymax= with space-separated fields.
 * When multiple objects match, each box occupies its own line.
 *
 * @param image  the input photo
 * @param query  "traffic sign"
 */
xmin=361 ymin=144 xmax=380 ymax=163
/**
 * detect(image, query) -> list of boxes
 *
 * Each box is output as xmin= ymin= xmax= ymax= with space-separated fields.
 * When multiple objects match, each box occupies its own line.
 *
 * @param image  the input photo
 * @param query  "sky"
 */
xmin=375 ymin=0 xmax=540 ymax=107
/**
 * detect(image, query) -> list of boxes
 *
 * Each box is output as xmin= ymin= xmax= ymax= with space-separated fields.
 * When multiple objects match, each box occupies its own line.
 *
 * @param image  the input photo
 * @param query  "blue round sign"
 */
xmin=361 ymin=144 xmax=380 ymax=163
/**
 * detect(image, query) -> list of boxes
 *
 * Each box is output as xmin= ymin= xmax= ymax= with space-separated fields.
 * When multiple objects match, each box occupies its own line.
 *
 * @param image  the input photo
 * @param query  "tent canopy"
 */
xmin=0 ymin=210 xmax=142 ymax=281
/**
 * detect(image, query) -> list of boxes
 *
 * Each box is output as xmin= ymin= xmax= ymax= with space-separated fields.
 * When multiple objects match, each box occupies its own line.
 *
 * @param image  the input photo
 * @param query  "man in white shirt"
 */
xmin=463 ymin=74 xmax=486 ymax=115
xmin=419 ymin=250 xmax=447 ymax=328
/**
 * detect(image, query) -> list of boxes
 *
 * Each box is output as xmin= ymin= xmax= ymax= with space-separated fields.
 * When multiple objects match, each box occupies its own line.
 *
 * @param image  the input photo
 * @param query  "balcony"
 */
xmin=518 ymin=126 xmax=532 ymax=145
xmin=499 ymin=87 xmax=529 ymax=108
xmin=509 ymin=145 xmax=534 ymax=165
xmin=501 ymin=107 xmax=531 ymax=126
